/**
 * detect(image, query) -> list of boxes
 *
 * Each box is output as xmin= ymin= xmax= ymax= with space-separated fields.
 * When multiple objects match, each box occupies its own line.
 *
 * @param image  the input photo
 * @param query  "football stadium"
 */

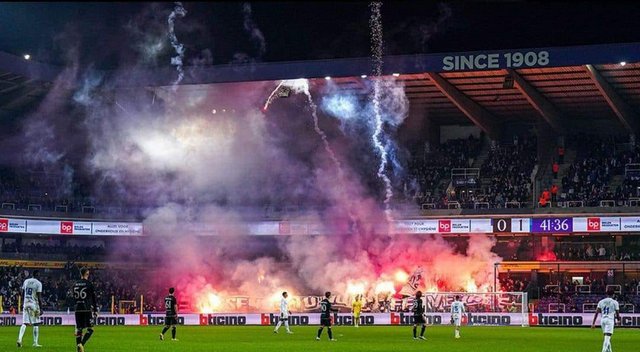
xmin=0 ymin=2 xmax=639 ymax=351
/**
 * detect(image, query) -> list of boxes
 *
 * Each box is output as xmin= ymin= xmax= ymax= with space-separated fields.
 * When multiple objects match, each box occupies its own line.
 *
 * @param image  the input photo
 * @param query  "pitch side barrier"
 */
xmin=1 ymin=313 xmax=639 ymax=327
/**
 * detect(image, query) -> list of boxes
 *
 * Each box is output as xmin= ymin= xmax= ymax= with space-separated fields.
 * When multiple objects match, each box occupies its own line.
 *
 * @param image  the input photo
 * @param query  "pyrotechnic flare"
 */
xmin=168 ymin=2 xmax=187 ymax=89
xmin=369 ymin=2 xmax=394 ymax=222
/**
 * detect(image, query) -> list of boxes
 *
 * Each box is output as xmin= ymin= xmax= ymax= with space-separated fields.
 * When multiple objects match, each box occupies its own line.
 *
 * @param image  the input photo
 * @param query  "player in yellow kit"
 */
xmin=352 ymin=295 xmax=363 ymax=327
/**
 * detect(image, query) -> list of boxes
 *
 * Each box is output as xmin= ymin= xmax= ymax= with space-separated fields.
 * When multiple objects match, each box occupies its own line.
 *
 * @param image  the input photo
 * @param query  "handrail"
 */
xmin=567 ymin=201 xmax=584 ymax=207
xmin=599 ymin=200 xmax=615 ymax=207
xmin=447 ymin=201 xmax=461 ymax=209
xmin=576 ymin=285 xmax=591 ymax=294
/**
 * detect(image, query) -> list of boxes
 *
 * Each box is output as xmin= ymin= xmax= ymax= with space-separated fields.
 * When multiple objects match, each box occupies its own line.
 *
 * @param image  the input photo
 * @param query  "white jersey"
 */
xmin=280 ymin=297 xmax=289 ymax=314
xmin=451 ymin=301 xmax=465 ymax=316
xmin=597 ymin=297 xmax=619 ymax=320
xmin=22 ymin=278 xmax=43 ymax=307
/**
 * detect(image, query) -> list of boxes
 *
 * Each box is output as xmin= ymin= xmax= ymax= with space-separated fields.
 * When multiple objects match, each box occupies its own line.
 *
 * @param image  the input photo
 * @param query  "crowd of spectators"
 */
xmin=446 ymin=135 xmax=536 ymax=209
xmin=408 ymin=135 xmax=483 ymax=207
xmin=555 ymin=135 xmax=640 ymax=206
xmin=537 ymin=277 xmax=640 ymax=313
xmin=477 ymin=136 xmax=537 ymax=208
xmin=0 ymin=264 xmax=155 ymax=314
xmin=1 ymin=242 xmax=106 ymax=261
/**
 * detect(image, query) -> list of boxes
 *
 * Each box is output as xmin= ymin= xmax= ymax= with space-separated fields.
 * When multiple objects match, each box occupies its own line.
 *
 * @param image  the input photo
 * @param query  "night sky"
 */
xmin=1 ymin=1 xmax=640 ymax=69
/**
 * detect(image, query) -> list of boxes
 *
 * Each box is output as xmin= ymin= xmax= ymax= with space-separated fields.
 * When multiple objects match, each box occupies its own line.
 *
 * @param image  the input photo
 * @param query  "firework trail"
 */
xmin=168 ymin=2 xmax=187 ymax=89
xmin=263 ymin=79 xmax=358 ymax=229
xmin=369 ymin=2 xmax=393 ymax=223
xmin=262 ymin=81 xmax=284 ymax=111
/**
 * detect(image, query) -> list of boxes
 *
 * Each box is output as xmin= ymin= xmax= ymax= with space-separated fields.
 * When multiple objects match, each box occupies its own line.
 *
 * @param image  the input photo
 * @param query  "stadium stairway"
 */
xmin=549 ymin=148 xmax=577 ymax=189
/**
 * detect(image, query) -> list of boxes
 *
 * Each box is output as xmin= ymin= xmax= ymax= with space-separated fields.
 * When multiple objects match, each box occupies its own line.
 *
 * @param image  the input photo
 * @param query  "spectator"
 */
xmin=558 ymin=146 xmax=565 ymax=164
xmin=551 ymin=184 xmax=558 ymax=203
xmin=552 ymin=161 xmax=559 ymax=179
xmin=598 ymin=245 xmax=606 ymax=259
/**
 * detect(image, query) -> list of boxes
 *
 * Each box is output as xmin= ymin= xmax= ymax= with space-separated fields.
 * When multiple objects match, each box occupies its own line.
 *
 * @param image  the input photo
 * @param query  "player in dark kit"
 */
xmin=73 ymin=268 xmax=97 ymax=352
xmin=160 ymin=287 xmax=179 ymax=341
xmin=412 ymin=290 xmax=427 ymax=340
xmin=316 ymin=291 xmax=339 ymax=341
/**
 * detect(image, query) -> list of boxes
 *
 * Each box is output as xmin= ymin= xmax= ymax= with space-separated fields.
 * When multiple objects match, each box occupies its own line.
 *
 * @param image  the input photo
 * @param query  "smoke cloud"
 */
xmin=8 ymin=3 xmax=502 ymax=313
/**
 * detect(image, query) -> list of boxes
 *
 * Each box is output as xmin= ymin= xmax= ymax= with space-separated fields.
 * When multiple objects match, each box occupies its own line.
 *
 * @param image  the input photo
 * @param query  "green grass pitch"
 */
xmin=1 ymin=325 xmax=636 ymax=351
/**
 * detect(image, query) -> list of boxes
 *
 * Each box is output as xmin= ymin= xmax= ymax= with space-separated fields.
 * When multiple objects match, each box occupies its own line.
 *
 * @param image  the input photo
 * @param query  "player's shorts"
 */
xmin=279 ymin=313 xmax=289 ymax=321
xmin=320 ymin=317 xmax=332 ymax=327
xmin=353 ymin=311 xmax=361 ymax=319
xmin=452 ymin=315 xmax=462 ymax=327
xmin=165 ymin=316 xmax=178 ymax=326
xmin=601 ymin=317 xmax=614 ymax=335
xmin=413 ymin=315 xmax=426 ymax=325
xmin=75 ymin=311 xmax=94 ymax=330
xmin=22 ymin=303 xmax=40 ymax=325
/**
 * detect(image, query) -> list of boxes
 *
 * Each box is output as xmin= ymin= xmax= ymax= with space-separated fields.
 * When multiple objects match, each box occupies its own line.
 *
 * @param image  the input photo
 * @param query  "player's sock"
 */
xmin=317 ymin=327 xmax=323 ymax=338
xmin=18 ymin=324 xmax=27 ymax=343
xmin=81 ymin=328 xmax=93 ymax=345
xmin=420 ymin=326 xmax=426 ymax=337
xmin=412 ymin=326 xmax=417 ymax=338
xmin=274 ymin=320 xmax=282 ymax=332
xmin=602 ymin=336 xmax=611 ymax=352
xmin=284 ymin=321 xmax=291 ymax=333
xmin=327 ymin=328 xmax=333 ymax=340
xmin=171 ymin=327 xmax=176 ymax=340
xmin=161 ymin=326 xmax=169 ymax=336
xmin=75 ymin=330 xmax=83 ymax=346
xmin=33 ymin=326 xmax=39 ymax=345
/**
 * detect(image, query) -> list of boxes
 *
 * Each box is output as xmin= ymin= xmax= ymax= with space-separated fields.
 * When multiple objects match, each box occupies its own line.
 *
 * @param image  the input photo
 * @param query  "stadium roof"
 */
xmin=1 ymin=42 xmax=640 ymax=136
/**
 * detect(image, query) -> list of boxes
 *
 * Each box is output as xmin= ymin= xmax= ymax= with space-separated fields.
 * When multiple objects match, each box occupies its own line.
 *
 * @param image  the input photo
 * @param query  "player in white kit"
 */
xmin=273 ymin=291 xmax=293 ymax=334
xmin=450 ymin=295 xmax=466 ymax=339
xmin=17 ymin=270 xmax=43 ymax=348
xmin=591 ymin=288 xmax=620 ymax=352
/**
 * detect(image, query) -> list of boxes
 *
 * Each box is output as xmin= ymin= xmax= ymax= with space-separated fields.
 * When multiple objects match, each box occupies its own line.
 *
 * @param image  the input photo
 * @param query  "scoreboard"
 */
xmin=394 ymin=216 xmax=640 ymax=235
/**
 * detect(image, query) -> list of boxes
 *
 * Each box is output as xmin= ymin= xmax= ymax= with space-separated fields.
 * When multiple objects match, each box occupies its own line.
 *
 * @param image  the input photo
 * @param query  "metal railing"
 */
xmin=576 ymin=285 xmax=591 ymax=294
xmin=474 ymin=202 xmax=490 ymax=209
xmin=54 ymin=205 xmax=68 ymax=213
xmin=447 ymin=201 xmax=461 ymax=209
xmin=621 ymin=304 xmax=635 ymax=313
xmin=582 ymin=303 xmax=597 ymax=313
xmin=600 ymin=200 xmax=615 ymax=207
xmin=567 ymin=201 xmax=584 ymax=207
xmin=1 ymin=203 xmax=15 ymax=210
xmin=544 ymin=285 xmax=560 ymax=293
xmin=624 ymin=163 xmax=640 ymax=177
xmin=27 ymin=204 xmax=42 ymax=211
xmin=628 ymin=198 xmax=640 ymax=207
xmin=505 ymin=201 xmax=521 ymax=208
xmin=606 ymin=285 xmax=622 ymax=294
xmin=421 ymin=203 xmax=436 ymax=210
xmin=82 ymin=206 xmax=95 ymax=213
xmin=549 ymin=303 xmax=565 ymax=313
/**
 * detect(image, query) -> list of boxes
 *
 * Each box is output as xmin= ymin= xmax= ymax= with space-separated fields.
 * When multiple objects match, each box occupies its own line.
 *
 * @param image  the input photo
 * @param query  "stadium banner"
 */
xmin=0 ymin=217 xmax=142 ymax=236
xmin=5 ymin=215 xmax=640 ymax=236
xmin=2 ymin=313 xmax=639 ymax=327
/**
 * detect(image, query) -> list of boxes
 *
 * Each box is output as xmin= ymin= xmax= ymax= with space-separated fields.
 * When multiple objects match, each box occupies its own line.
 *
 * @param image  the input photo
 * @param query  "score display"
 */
xmin=531 ymin=217 xmax=573 ymax=233
xmin=492 ymin=218 xmax=531 ymax=233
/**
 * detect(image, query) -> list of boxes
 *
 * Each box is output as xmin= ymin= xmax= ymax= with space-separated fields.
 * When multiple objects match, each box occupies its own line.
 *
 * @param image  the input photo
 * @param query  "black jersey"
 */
xmin=412 ymin=297 xmax=425 ymax=316
xmin=320 ymin=298 xmax=334 ymax=319
xmin=165 ymin=295 xmax=177 ymax=317
xmin=73 ymin=279 xmax=97 ymax=313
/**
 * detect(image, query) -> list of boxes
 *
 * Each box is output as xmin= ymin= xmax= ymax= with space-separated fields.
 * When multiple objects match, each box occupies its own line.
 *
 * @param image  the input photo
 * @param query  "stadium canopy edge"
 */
xmin=0 ymin=42 xmax=639 ymax=86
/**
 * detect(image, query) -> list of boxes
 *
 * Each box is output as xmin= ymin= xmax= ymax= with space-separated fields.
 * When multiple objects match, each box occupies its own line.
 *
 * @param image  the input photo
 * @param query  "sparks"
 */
xmin=369 ymin=2 xmax=393 ymax=223
xmin=168 ymin=2 xmax=187 ymax=89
